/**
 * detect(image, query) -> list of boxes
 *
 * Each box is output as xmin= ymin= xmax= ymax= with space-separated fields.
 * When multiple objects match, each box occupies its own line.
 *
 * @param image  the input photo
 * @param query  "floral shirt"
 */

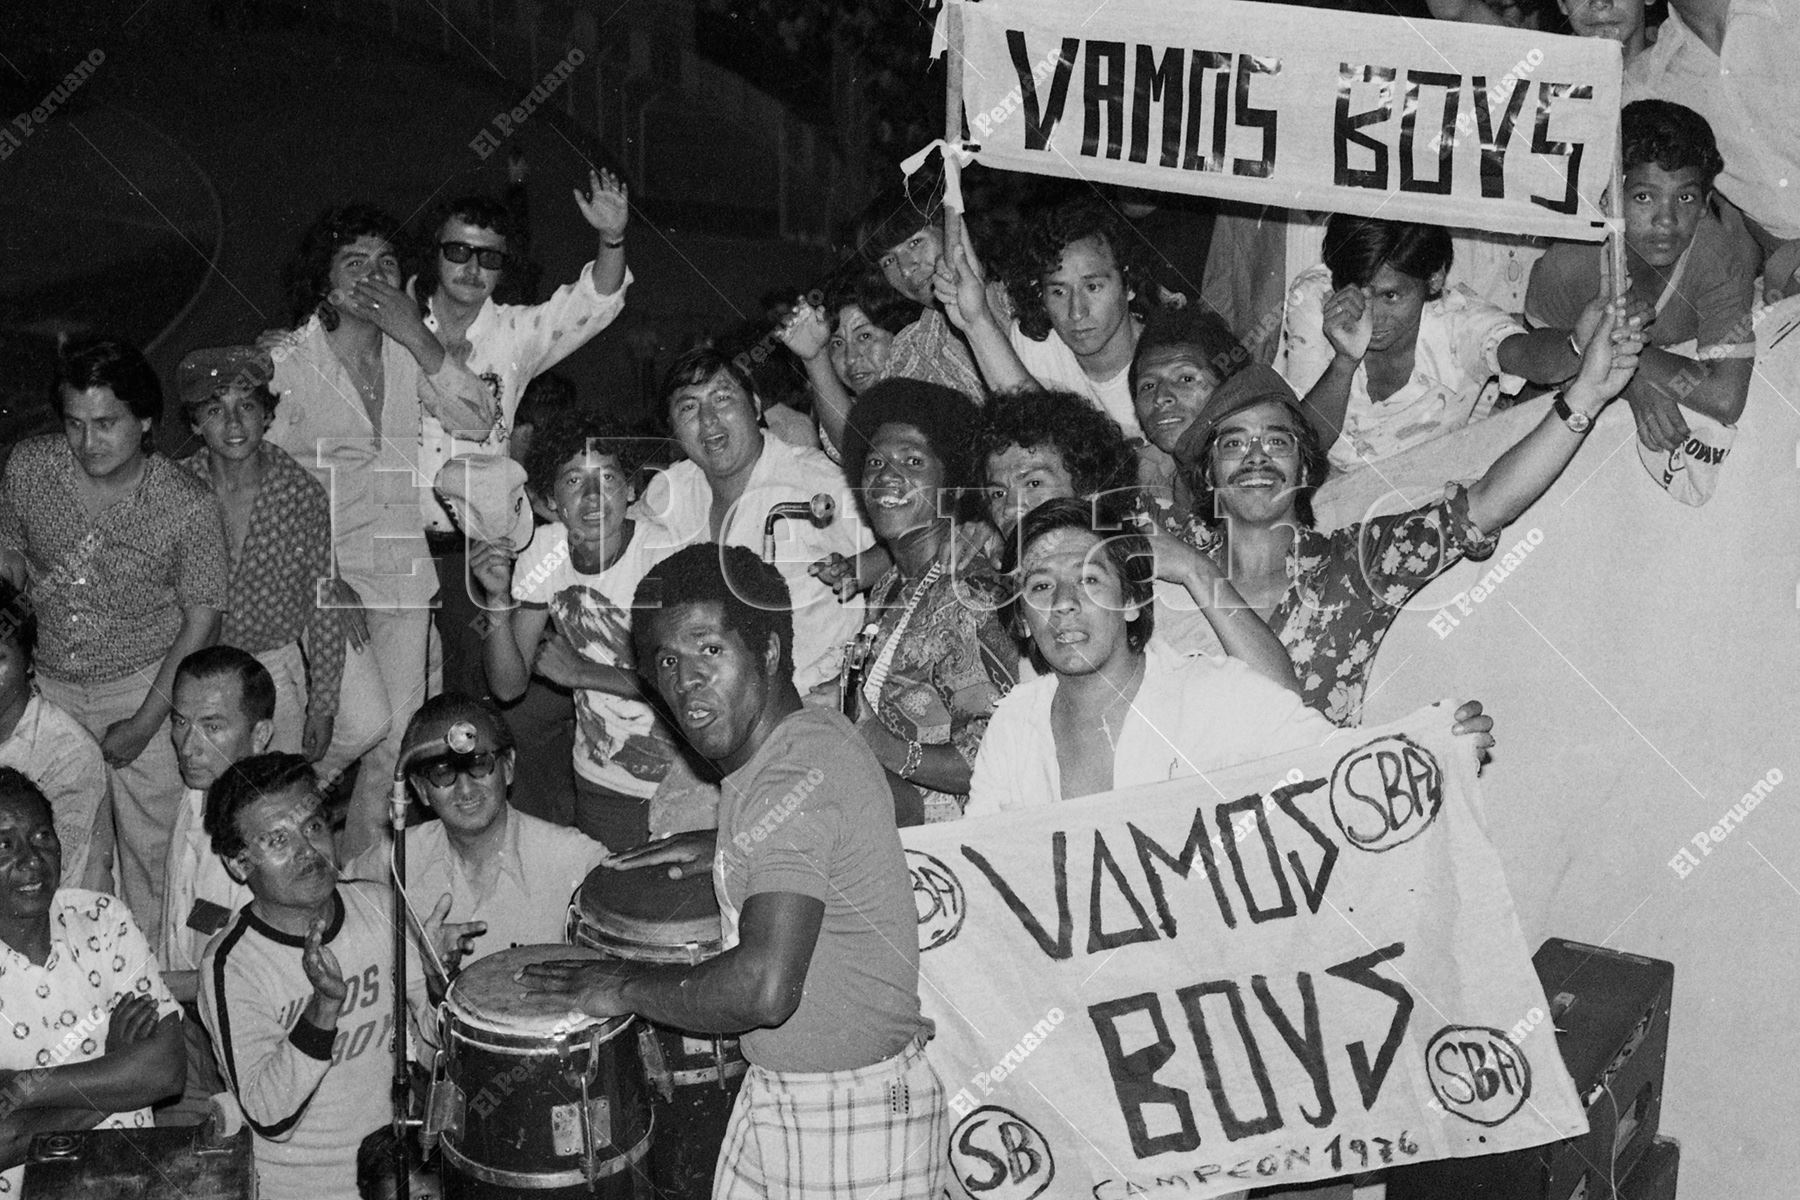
xmin=1203 ymin=484 xmax=1498 ymax=727
xmin=860 ymin=562 xmax=1018 ymax=822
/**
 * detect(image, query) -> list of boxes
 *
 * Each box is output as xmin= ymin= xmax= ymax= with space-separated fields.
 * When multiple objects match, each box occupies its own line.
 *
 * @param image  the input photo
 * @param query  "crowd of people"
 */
xmin=0 ymin=0 xmax=1788 ymax=1192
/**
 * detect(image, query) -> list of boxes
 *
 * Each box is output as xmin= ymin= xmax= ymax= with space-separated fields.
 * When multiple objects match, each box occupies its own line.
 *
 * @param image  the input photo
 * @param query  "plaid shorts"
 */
xmin=712 ymin=1033 xmax=947 ymax=1200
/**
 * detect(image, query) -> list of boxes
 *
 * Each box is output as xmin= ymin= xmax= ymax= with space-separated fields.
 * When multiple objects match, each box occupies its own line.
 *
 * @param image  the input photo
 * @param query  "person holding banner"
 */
xmin=1282 ymin=214 xmax=1594 ymax=471
xmin=518 ymin=543 xmax=946 ymax=1199
xmin=966 ymin=498 xmax=1349 ymax=815
xmin=1177 ymin=298 xmax=1644 ymax=727
xmin=1526 ymin=100 xmax=1757 ymax=458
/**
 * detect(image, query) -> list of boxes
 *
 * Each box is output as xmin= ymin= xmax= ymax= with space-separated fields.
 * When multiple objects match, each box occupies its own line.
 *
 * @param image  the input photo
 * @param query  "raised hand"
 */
xmin=932 ymin=220 xmax=995 ymax=333
xmin=468 ymin=540 xmax=516 ymax=604
xmin=778 ymin=298 xmax=832 ymax=362
xmin=574 ymin=168 xmax=629 ymax=241
xmin=346 ymin=276 xmax=426 ymax=343
xmin=808 ymin=552 xmax=861 ymax=602
xmin=1451 ymin=699 xmax=1496 ymax=773
xmin=1322 ymin=286 xmax=1373 ymax=362
xmin=302 ymin=916 xmax=348 ymax=1013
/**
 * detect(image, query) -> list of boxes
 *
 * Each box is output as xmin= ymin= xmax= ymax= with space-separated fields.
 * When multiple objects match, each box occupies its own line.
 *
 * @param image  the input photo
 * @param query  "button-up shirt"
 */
xmin=345 ymin=806 xmax=608 ymax=964
xmin=264 ymin=318 xmax=492 ymax=609
xmin=161 ymin=788 xmax=251 ymax=978
xmin=419 ymin=266 xmax=632 ymax=530
xmin=0 ymin=437 xmax=227 ymax=684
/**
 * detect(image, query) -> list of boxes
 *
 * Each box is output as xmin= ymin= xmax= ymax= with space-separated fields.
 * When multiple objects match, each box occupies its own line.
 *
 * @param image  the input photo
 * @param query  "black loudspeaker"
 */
xmin=1387 ymin=938 xmax=1674 ymax=1200
xmin=21 ymin=1123 xmax=254 ymax=1199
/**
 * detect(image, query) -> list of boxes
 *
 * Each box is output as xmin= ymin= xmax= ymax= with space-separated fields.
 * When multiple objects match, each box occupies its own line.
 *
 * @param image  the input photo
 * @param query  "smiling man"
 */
xmin=1179 ymin=302 xmax=1643 ymax=727
xmin=199 ymin=753 xmax=426 ymax=1200
xmin=417 ymin=172 xmax=631 ymax=700
xmin=0 ymin=769 xmax=184 ymax=1184
xmin=634 ymin=348 xmax=867 ymax=693
xmin=519 ymin=543 xmax=946 ymax=1198
xmin=344 ymin=694 xmax=609 ymax=967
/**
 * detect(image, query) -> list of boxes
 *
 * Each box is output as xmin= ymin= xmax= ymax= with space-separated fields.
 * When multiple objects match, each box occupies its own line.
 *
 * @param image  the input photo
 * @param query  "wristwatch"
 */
xmin=1553 ymin=395 xmax=1593 ymax=434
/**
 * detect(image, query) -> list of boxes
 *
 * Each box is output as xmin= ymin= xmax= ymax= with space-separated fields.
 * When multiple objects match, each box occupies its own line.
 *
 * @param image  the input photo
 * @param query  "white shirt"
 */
xmin=966 ymin=644 xmax=1339 ymax=817
xmin=265 ymin=318 xmax=491 ymax=608
xmin=161 ymin=788 xmax=251 ymax=977
xmin=1280 ymin=266 xmax=1526 ymax=471
xmin=0 ymin=693 xmax=107 ymax=891
xmin=1008 ymin=322 xmax=1146 ymax=440
xmin=633 ymin=434 xmax=870 ymax=691
xmin=509 ymin=518 xmax=682 ymax=795
xmin=420 ymin=266 xmax=632 ymax=530
xmin=0 ymin=890 xmax=179 ymax=1196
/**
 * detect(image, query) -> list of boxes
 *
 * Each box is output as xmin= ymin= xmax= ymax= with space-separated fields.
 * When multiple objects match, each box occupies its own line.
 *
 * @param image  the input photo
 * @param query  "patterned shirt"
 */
xmin=858 ymin=561 xmax=1018 ymax=823
xmin=0 ymin=437 xmax=228 ymax=683
xmin=0 ymin=694 xmax=110 ymax=890
xmin=180 ymin=444 xmax=344 ymax=723
xmin=875 ymin=308 xmax=986 ymax=402
xmin=0 ymin=889 xmax=180 ymax=1196
xmin=1201 ymin=484 xmax=1498 ymax=727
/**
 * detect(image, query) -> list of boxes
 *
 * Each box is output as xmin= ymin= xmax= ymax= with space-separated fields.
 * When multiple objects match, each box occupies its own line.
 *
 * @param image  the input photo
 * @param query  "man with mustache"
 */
xmin=198 ymin=753 xmax=424 ymax=1200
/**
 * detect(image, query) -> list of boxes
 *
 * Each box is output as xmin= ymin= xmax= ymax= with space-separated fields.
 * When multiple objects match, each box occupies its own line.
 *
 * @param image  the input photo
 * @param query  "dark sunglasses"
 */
xmin=414 ymin=750 xmax=502 ymax=788
xmin=439 ymin=241 xmax=507 ymax=270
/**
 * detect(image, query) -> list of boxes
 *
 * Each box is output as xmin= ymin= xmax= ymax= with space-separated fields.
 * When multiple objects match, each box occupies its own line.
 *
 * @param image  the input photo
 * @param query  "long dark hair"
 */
xmin=283 ymin=203 xmax=404 ymax=331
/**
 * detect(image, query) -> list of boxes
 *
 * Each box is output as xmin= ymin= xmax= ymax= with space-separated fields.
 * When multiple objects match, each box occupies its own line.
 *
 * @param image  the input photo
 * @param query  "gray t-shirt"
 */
xmin=716 ymin=707 xmax=924 ymax=1071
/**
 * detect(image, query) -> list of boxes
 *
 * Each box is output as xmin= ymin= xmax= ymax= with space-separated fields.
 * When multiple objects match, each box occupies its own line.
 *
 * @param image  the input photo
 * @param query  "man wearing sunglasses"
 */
xmin=344 ymin=692 xmax=610 ymax=971
xmin=419 ymin=169 xmax=632 ymax=700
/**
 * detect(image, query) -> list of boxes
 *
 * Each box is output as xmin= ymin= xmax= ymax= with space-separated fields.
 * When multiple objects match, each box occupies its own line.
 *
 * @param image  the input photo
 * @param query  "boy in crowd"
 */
xmin=1527 ymin=100 xmax=1758 ymax=455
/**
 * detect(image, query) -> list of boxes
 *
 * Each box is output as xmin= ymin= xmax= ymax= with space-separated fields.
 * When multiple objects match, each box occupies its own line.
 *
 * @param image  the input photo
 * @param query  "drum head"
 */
xmin=446 ymin=944 xmax=615 ymax=1036
xmin=575 ymin=862 xmax=723 ymax=959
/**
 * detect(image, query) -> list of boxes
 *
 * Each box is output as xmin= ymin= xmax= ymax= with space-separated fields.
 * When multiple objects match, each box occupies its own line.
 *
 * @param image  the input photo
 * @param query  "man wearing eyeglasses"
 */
xmin=344 ymin=693 xmax=610 ymax=971
xmin=1162 ymin=299 xmax=1645 ymax=728
xmin=419 ymin=170 xmax=632 ymax=700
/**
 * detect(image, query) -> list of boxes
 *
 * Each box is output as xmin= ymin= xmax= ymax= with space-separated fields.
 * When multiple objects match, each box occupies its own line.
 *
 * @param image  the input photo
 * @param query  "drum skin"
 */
xmin=440 ymin=945 xmax=652 ymax=1199
xmin=570 ymin=866 xmax=746 ymax=1200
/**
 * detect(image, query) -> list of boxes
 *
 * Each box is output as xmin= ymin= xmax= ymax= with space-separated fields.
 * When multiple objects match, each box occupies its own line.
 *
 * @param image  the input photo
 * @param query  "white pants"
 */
xmin=315 ymin=607 xmax=432 ymax=860
xmin=252 ymin=641 xmax=306 ymax=754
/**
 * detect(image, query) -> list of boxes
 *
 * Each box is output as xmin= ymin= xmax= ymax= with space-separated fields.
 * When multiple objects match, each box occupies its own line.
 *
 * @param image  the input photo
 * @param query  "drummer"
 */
xmin=345 ymin=693 xmax=611 ymax=972
xmin=520 ymin=543 xmax=947 ymax=1199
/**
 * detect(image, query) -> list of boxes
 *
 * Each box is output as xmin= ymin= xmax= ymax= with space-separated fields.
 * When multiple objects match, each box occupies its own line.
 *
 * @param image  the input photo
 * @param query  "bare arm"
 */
xmin=934 ymin=220 xmax=1036 ymax=394
xmin=1495 ymin=328 xmax=1583 ymax=385
xmin=103 ymin=607 xmax=221 ymax=767
xmin=1295 ymin=285 xmax=1372 ymax=445
xmin=1147 ymin=526 xmax=1301 ymax=694
xmin=0 ymin=1014 xmax=184 ymax=1116
xmin=1467 ymin=299 xmax=1645 ymax=532
xmin=572 ymin=168 xmax=629 ymax=298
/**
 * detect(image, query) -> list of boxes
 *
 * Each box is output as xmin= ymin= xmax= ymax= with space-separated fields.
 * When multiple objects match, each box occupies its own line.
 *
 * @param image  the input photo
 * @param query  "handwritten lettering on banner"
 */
xmin=953 ymin=0 xmax=1621 ymax=240
xmin=903 ymin=704 xmax=1585 ymax=1198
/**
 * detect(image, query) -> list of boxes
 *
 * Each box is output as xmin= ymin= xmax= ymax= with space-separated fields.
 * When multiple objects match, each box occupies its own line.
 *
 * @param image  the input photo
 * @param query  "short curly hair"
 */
xmin=631 ymin=543 xmax=795 ymax=689
xmin=839 ymin=380 xmax=986 ymax=525
xmin=1622 ymin=100 xmax=1724 ymax=194
xmin=1006 ymin=196 xmax=1153 ymax=342
xmin=205 ymin=752 xmax=319 ymax=862
xmin=283 ymin=203 xmax=405 ymax=331
xmin=974 ymin=388 xmax=1138 ymax=505
xmin=1129 ymin=306 xmax=1250 ymax=395
xmin=523 ymin=406 xmax=653 ymax=502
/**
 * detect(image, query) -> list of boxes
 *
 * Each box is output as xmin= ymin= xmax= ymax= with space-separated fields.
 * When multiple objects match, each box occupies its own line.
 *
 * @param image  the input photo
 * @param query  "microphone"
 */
xmin=762 ymin=493 xmax=836 ymax=561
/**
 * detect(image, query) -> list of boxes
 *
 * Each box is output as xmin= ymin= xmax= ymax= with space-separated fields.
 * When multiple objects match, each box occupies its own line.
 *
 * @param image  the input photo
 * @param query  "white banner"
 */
xmin=952 ymin=0 xmax=1621 ymax=240
xmin=904 ymin=703 xmax=1585 ymax=1198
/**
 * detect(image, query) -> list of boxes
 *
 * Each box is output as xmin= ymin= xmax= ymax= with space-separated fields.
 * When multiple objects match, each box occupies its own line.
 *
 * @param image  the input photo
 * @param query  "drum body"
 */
xmin=21 ymin=1125 xmax=254 ymax=1200
xmin=439 ymin=945 xmax=652 ymax=1199
xmin=571 ymin=866 xmax=747 ymax=1199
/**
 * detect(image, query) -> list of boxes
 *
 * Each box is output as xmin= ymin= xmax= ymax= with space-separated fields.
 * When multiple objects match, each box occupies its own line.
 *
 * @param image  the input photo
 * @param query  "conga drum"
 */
xmin=570 ymin=866 xmax=747 ymax=1200
xmin=438 ymin=945 xmax=653 ymax=1199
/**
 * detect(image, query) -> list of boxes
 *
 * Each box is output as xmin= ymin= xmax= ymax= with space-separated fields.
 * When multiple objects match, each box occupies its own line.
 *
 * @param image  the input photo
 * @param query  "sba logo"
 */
xmin=949 ymin=1106 xmax=1054 ymax=1200
xmin=1425 ymin=1025 xmax=1533 ymax=1126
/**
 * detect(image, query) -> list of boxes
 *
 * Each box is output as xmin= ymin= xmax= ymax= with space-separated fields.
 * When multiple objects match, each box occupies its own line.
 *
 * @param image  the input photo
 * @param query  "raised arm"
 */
xmin=572 ymin=168 xmax=629 ymax=298
xmin=1467 ymin=298 xmax=1645 ymax=533
xmin=1145 ymin=524 xmax=1301 ymax=694
xmin=933 ymin=220 xmax=1036 ymax=394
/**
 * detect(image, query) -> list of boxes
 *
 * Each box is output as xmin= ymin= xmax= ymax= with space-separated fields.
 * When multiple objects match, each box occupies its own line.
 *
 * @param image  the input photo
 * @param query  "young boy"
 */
xmin=1526 ymin=100 xmax=1759 ymax=455
xmin=472 ymin=409 xmax=681 ymax=851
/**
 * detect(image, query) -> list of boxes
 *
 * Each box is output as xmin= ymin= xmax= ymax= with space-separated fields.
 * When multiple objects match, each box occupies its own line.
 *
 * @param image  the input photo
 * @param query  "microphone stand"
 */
xmin=390 ymin=771 xmax=411 ymax=1200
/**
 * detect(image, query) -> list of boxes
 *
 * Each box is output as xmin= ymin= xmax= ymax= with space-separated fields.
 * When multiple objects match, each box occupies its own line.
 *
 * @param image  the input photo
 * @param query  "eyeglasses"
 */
xmin=414 ymin=751 xmax=502 ymax=788
xmin=439 ymin=241 xmax=507 ymax=270
xmin=1215 ymin=431 xmax=1299 ymax=458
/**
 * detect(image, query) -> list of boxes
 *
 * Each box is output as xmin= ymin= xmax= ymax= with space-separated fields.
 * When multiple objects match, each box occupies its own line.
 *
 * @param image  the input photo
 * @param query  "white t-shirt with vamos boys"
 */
xmin=510 ymin=518 xmax=682 ymax=797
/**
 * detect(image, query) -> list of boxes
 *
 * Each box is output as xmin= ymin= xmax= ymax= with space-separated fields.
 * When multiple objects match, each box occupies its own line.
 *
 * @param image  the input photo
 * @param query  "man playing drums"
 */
xmin=520 ymin=543 xmax=946 ymax=1198
xmin=345 ymin=693 xmax=610 ymax=971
